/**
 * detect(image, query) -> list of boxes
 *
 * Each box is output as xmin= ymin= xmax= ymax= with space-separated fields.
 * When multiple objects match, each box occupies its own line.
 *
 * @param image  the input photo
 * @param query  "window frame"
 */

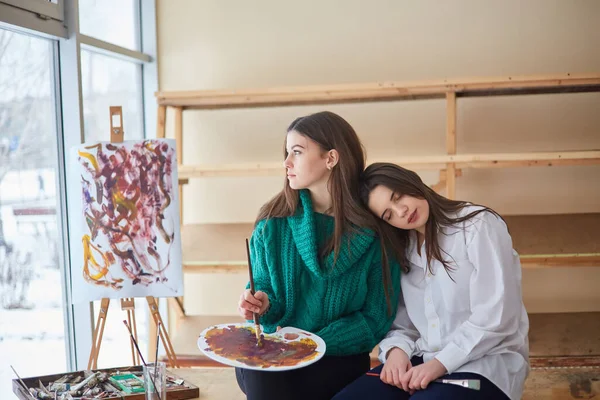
xmin=1 ymin=0 xmax=64 ymax=22
xmin=0 ymin=0 xmax=159 ymax=371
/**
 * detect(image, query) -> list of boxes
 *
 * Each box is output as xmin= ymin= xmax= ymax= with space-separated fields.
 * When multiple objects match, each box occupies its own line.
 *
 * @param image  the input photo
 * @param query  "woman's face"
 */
xmin=283 ymin=130 xmax=331 ymax=190
xmin=367 ymin=184 xmax=429 ymax=230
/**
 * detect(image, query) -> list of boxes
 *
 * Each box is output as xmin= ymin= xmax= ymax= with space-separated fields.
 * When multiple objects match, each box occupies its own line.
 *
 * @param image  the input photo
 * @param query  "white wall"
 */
xmin=157 ymin=0 xmax=600 ymax=315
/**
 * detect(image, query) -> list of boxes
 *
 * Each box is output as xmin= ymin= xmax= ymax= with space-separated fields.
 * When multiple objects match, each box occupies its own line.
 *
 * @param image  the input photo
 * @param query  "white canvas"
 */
xmin=68 ymin=139 xmax=183 ymax=303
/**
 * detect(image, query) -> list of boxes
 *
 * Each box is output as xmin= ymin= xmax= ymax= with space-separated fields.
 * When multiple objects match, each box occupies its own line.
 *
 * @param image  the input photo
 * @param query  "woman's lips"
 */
xmin=408 ymin=210 xmax=417 ymax=224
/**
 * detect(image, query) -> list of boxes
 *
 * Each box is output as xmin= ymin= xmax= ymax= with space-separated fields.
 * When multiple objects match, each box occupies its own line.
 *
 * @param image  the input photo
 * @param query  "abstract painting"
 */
xmin=68 ymin=139 xmax=183 ymax=303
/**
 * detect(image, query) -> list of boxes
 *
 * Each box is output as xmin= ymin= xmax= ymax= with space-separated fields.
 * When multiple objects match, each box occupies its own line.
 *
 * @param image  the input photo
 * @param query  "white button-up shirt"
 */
xmin=378 ymin=207 xmax=529 ymax=400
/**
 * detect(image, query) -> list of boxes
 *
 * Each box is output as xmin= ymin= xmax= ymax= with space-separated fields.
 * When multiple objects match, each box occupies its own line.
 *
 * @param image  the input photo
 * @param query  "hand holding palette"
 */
xmin=197 ymin=323 xmax=326 ymax=371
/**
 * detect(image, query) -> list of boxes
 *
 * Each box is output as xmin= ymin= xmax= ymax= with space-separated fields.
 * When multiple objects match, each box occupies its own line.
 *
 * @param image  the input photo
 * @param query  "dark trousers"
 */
xmin=332 ymin=356 xmax=510 ymax=400
xmin=235 ymin=352 xmax=370 ymax=400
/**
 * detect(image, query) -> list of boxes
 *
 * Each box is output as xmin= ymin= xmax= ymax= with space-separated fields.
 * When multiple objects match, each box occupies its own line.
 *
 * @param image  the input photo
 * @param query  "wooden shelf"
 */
xmin=181 ymin=213 xmax=600 ymax=273
xmin=178 ymin=150 xmax=600 ymax=179
xmin=505 ymin=213 xmax=600 ymax=268
xmin=182 ymin=223 xmax=253 ymax=273
xmin=528 ymin=312 xmax=600 ymax=358
xmin=156 ymin=73 xmax=600 ymax=109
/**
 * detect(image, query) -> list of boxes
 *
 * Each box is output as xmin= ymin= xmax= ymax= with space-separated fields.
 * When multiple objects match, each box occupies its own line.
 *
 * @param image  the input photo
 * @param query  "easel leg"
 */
xmin=131 ymin=304 xmax=140 ymax=365
xmin=88 ymin=298 xmax=110 ymax=370
xmin=147 ymin=296 xmax=180 ymax=368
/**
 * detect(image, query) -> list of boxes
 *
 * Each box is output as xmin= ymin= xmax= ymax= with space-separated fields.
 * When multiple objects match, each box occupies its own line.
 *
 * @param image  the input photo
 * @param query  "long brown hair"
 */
xmin=257 ymin=112 xmax=398 ymax=311
xmin=360 ymin=162 xmax=502 ymax=276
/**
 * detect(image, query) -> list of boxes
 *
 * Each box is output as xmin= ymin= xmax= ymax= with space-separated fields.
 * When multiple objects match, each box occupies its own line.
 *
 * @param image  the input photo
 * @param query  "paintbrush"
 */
xmin=123 ymin=320 xmax=163 ymax=400
xmin=155 ymin=321 xmax=161 ymax=366
xmin=365 ymin=372 xmax=481 ymax=390
xmin=10 ymin=365 xmax=36 ymax=400
xmin=123 ymin=320 xmax=147 ymax=365
xmin=245 ymin=238 xmax=263 ymax=347
xmin=435 ymin=378 xmax=481 ymax=390
xmin=154 ymin=321 xmax=161 ymax=398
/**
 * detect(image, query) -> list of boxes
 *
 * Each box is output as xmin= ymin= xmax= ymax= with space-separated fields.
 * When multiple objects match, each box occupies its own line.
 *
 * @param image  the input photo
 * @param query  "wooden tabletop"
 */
xmin=170 ymin=368 xmax=245 ymax=400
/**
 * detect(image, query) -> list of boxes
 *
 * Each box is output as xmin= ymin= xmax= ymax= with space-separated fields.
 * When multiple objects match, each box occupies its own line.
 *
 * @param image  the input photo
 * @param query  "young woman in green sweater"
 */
xmin=236 ymin=111 xmax=402 ymax=400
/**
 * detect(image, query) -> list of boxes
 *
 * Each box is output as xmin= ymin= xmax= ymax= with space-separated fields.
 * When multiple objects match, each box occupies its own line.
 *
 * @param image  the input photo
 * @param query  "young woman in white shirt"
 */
xmin=333 ymin=163 xmax=529 ymax=400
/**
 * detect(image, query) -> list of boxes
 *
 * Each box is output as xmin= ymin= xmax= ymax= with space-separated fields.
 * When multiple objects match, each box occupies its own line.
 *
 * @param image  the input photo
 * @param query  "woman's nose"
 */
xmin=392 ymin=204 xmax=408 ymax=219
xmin=283 ymin=155 xmax=292 ymax=169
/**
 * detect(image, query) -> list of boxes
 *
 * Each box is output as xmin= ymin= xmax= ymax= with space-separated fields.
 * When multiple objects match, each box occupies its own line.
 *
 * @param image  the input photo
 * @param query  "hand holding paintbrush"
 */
xmin=245 ymin=238 xmax=263 ymax=347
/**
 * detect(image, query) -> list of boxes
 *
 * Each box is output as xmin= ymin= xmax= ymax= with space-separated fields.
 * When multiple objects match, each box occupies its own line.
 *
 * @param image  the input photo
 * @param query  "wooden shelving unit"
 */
xmin=156 ymin=73 xmax=600 ymax=274
xmin=155 ymin=74 xmax=600 ymax=376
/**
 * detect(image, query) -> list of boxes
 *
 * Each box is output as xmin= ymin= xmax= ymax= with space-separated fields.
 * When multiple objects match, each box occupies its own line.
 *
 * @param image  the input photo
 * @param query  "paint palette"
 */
xmin=197 ymin=323 xmax=326 ymax=371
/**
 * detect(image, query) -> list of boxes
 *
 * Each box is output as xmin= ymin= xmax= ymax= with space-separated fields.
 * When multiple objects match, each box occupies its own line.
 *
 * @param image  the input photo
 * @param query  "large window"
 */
xmin=0 ymin=28 xmax=67 ymax=395
xmin=0 ymin=0 xmax=157 ymax=394
xmin=81 ymin=51 xmax=144 ymax=143
xmin=79 ymin=0 xmax=150 ymax=369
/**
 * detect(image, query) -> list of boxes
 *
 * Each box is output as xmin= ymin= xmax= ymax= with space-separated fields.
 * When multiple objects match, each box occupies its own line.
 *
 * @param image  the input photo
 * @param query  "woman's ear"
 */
xmin=326 ymin=149 xmax=339 ymax=170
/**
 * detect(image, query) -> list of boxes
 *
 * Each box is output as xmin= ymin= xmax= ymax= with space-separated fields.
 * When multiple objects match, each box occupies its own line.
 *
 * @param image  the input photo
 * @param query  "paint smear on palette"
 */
xmin=204 ymin=325 xmax=319 ymax=368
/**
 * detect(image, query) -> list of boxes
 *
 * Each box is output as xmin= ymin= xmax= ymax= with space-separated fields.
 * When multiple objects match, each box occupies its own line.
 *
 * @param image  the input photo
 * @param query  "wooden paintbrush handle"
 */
xmin=246 ymin=238 xmax=263 ymax=345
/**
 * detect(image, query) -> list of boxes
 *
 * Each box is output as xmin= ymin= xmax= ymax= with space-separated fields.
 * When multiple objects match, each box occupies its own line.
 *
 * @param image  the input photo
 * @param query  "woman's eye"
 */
xmin=293 ymin=150 xmax=301 ymax=155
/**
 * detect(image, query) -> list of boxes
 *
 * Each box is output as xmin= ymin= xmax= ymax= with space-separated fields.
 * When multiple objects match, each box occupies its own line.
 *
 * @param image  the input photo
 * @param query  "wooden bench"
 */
xmin=172 ymin=365 xmax=600 ymax=399
xmin=165 ymin=312 xmax=600 ymax=399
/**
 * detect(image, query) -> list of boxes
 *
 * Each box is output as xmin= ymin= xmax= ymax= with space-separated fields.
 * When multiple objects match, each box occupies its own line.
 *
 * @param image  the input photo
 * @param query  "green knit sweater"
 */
xmin=248 ymin=190 xmax=401 ymax=356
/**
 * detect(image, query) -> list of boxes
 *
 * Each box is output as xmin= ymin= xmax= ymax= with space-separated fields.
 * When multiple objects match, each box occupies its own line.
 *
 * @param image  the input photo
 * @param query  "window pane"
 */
xmin=0 ymin=28 xmax=67 ymax=394
xmin=93 ymin=298 xmax=150 ymax=368
xmin=81 ymin=50 xmax=144 ymax=143
xmin=79 ymin=0 xmax=140 ymax=51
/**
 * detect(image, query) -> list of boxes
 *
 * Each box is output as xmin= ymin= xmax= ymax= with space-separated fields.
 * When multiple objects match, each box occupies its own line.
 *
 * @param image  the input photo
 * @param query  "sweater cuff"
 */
xmin=434 ymin=342 xmax=469 ymax=374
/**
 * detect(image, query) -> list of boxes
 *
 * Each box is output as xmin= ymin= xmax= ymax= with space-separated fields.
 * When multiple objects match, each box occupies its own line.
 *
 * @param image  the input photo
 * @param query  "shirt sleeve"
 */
xmin=377 ymin=294 xmax=421 ymax=363
xmin=435 ymin=212 xmax=524 ymax=373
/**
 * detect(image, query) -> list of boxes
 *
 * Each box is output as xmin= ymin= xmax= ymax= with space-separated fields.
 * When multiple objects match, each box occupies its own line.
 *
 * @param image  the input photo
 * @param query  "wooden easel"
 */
xmin=87 ymin=106 xmax=179 ymax=370
xmin=88 ymin=296 xmax=179 ymax=369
